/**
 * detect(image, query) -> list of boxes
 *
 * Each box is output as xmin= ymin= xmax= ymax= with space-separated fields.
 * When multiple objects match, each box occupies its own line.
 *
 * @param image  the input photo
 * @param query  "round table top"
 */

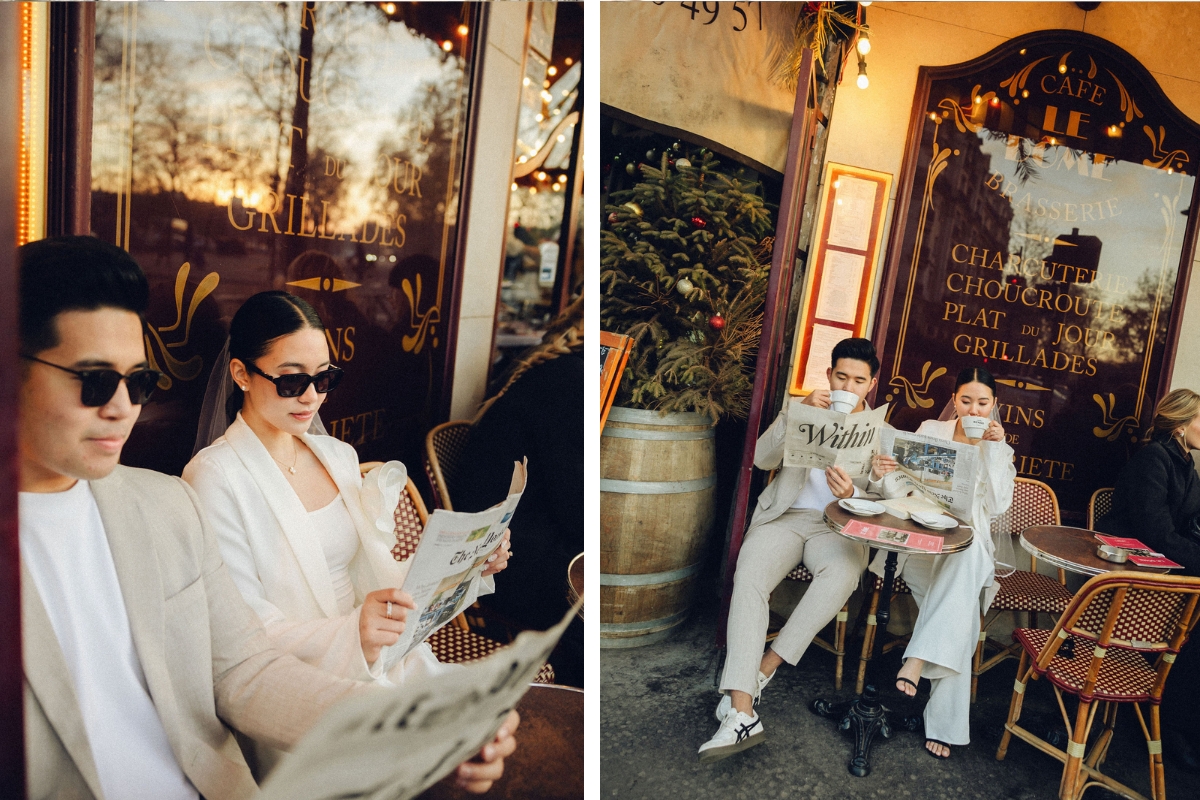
xmin=824 ymin=500 xmax=974 ymax=554
xmin=419 ymin=684 xmax=583 ymax=800
xmin=1020 ymin=525 xmax=1171 ymax=576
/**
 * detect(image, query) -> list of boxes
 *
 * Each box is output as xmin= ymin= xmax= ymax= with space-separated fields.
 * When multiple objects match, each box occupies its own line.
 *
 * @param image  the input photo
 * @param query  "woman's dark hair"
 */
xmin=225 ymin=291 xmax=325 ymax=421
xmin=953 ymin=366 xmax=997 ymax=396
xmin=19 ymin=236 xmax=149 ymax=356
xmin=830 ymin=337 xmax=879 ymax=376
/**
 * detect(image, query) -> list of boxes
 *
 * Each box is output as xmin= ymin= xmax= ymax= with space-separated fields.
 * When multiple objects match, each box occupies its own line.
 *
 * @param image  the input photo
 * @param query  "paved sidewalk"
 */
xmin=601 ymin=591 xmax=1168 ymax=800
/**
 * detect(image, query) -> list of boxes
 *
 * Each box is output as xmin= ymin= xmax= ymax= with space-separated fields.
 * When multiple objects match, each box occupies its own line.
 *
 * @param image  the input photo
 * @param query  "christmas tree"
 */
xmin=601 ymin=150 xmax=774 ymax=421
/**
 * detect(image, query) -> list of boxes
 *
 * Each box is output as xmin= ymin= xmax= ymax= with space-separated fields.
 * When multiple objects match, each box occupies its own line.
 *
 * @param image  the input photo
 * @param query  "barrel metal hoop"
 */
xmin=606 ymin=407 xmax=714 ymax=426
xmin=600 ymin=609 xmax=689 ymax=633
xmin=602 ymin=426 xmax=715 ymax=441
xmin=599 ymin=563 xmax=701 ymax=587
xmin=600 ymin=475 xmax=717 ymax=494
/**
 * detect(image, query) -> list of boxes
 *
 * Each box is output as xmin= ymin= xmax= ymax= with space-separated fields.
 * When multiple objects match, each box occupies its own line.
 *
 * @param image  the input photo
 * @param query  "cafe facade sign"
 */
xmin=873 ymin=30 xmax=1200 ymax=517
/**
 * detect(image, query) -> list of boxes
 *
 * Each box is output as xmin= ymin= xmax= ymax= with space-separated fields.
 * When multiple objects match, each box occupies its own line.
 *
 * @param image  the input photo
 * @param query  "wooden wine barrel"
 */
xmin=600 ymin=407 xmax=716 ymax=647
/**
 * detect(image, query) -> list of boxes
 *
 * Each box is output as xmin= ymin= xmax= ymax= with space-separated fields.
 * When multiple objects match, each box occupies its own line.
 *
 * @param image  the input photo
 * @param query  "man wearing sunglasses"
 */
xmin=17 ymin=237 xmax=516 ymax=800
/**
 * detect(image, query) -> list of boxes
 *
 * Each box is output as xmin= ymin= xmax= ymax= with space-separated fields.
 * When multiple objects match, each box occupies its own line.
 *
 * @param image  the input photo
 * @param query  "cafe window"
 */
xmin=89 ymin=2 xmax=479 ymax=475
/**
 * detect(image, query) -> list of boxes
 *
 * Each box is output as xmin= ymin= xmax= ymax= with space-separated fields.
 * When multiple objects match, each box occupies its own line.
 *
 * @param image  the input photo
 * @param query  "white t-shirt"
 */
xmin=20 ymin=480 xmax=198 ymax=800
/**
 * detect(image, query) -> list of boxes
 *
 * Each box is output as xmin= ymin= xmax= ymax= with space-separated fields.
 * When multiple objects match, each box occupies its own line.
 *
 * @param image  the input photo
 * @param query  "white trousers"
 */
xmin=896 ymin=534 xmax=993 ymax=745
xmin=720 ymin=509 xmax=868 ymax=696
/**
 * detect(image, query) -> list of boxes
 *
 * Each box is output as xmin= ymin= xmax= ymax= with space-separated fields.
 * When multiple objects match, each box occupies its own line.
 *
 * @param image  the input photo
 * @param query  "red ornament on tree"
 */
xmin=708 ymin=313 xmax=726 ymax=331
xmin=692 ymin=216 xmax=707 ymax=228
xmin=607 ymin=211 xmax=619 ymax=226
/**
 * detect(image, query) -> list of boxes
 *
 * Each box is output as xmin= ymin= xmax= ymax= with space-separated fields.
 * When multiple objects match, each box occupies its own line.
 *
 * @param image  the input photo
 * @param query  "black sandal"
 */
xmin=895 ymin=676 xmax=919 ymax=697
xmin=925 ymin=739 xmax=951 ymax=759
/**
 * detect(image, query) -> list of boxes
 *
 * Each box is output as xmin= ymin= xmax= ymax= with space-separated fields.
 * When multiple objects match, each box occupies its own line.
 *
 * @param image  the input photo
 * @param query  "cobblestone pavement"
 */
xmin=601 ymin=591 xmax=1172 ymax=800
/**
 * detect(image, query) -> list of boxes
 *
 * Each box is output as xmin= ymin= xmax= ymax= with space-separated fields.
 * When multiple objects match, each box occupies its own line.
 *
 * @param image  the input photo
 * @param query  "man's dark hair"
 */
xmin=19 ymin=236 xmax=150 ymax=356
xmin=830 ymin=337 xmax=880 ymax=377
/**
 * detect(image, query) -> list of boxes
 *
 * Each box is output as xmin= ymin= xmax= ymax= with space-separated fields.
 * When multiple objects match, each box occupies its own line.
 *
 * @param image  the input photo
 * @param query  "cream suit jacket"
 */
xmin=747 ymin=407 xmax=882 ymax=534
xmin=182 ymin=416 xmax=492 ymax=685
xmin=23 ymin=465 xmax=368 ymax=800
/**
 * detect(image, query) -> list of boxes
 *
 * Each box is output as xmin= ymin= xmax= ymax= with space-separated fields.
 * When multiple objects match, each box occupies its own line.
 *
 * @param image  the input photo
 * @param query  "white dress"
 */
xmin=183 ymin=415 xmax=492 ymax=774
xmin=871 ymin=417 xmax=1015 ymax=745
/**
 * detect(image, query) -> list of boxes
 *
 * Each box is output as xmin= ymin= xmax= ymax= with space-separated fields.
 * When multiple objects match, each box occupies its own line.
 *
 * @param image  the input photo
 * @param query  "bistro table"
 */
xmin=419 ymin=683 xmax=584 ymax=800
xmin=1020 ymin=525 xmax=1171 ymax=576
xmin=810 ymin=500 xmax=973 ymax=777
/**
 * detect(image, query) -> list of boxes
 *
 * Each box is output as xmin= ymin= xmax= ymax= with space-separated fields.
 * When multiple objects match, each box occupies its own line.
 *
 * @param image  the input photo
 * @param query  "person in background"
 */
xmin=698 ymin=338 xmax=889 ymax=763
xmin=873 ymin=366 xmax=1015 ymax=760
xmin=16 ymin=237 xmax=517 ymax=799
xmin=183 ymin=290 xmax=511 ymax=776
xmin=454 ymin=296 xmax=584 ymax=688
xmin=1096 ymin=388 xmax=1200 ymax=772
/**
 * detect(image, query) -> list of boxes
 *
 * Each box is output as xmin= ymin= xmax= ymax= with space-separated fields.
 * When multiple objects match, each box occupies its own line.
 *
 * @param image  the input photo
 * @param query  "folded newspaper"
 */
xmin=879 ymin=428 xmax=978 ymax=519
xmin=260 ymin=598 xmax=581 ymax=800
xmin=782 ymin=400 xmax=888 ymax=478
xmin=376 ymin=459 xmax=528 ymax=674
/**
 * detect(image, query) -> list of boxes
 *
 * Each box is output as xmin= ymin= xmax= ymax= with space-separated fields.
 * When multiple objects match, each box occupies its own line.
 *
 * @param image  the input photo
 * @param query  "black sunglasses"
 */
xmin=245 ymin=362 xmax=344 ymax=397
xmin=22 ymin=354 xmax=163 ymax=407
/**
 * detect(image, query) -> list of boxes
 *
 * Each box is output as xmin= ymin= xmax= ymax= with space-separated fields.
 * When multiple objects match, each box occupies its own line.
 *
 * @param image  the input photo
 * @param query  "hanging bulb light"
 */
xmin=856 ymin=28 xmax=871 ymax=56
xmin=856 ymin=54 xmax=869 ymax=90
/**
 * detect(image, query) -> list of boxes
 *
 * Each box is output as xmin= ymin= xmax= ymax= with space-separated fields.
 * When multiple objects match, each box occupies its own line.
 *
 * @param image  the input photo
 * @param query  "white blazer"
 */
xmin=182 ymin=415 xmax=492 ymax=687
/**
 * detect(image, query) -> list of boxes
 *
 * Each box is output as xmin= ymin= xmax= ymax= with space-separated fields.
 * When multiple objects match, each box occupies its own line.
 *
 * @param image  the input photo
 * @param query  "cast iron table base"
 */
xmin=810 ymin=550 xmax=902 ymax=777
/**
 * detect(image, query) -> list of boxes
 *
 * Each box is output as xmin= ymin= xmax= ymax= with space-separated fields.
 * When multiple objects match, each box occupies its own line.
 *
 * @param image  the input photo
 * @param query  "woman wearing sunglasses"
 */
xmin=182 ymin=291 xmax=510 ymax=776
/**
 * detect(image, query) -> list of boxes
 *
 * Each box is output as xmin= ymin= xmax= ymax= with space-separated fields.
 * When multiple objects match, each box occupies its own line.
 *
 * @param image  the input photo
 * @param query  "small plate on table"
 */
xmin=839 ymin=498 xmax=886 ymax=517
xmin=910 ymin=511 xmax=958 ymax=530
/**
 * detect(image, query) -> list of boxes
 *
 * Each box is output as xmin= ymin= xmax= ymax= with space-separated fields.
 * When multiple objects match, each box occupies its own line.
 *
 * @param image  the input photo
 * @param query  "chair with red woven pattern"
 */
xmin=1087 ymin=487 xmax=1115 ymax=530
xmin=362 ymin=462 xmax=555 ymax=683
xmin=759 ymin=470 xmax=853 ymax=690
xmin=996 ymin=571 xmax=1200 ymax=800
xmin=972 ymin=477 xmax=1074 ymax=701
xmin=424 ymin=420 xmax=472 ymax=510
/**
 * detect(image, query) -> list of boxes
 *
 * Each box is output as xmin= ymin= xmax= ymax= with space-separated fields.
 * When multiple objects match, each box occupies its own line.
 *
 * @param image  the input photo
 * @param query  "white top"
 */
xmin=790 ymin=467 xmax=864 ymax=510
xmin=19 ymin=481 xmax=198 ymax=800
xmin=309 ymin=494 xmax=359 ymax=614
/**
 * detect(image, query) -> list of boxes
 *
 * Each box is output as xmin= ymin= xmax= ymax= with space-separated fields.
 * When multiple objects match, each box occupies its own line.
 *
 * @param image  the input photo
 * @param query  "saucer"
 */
xmin=911 ymin=512 xmax=957 ymax=530
xmin=839 ymin=499 xmax=886 ymax=516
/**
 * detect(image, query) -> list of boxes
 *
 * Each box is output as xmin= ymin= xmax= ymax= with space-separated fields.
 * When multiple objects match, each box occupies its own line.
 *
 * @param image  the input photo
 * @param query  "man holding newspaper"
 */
xmin=700 ymin=342 xmax=1014 ymax=765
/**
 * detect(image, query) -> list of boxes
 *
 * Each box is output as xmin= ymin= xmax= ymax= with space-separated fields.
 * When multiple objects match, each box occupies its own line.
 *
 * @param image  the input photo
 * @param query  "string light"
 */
xmin=441 ymin=40 xmax=453 ymax=52
xmin=856 ymin=29 xmax=871 ymax=56
xmin=457 ymin=24 xmax=468 ymax=36
xmin=856 ymin=54 xmax=869 ymax=90
xmin=548 ymin=65 xmax=558 ymax=76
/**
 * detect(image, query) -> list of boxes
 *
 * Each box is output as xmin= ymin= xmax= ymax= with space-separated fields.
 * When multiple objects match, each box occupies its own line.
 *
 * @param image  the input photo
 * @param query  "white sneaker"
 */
xmin=714 ymin=669 xmax=775 ymax=722
xmin=698 ymin=710 xmax=765 ymax=763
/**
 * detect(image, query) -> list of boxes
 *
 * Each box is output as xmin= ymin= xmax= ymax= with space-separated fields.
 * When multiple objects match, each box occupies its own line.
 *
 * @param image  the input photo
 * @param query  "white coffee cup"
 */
xmin=829 ymin=390 xmax=859 ymax=415
xmin=960 ymin=415 xmax=989 ymax=439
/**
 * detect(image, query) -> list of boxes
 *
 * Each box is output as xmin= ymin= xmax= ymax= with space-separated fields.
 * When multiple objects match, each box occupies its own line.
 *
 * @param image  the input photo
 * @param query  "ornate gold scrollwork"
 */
xmin=1105 ymin=69 xmax=1144 ymax=124
xmin=888 ymin=362 xmax=946 ymax=412
xmin=1092 ymin=392 xmax=1139 ymax=441
xmin=145 ymin=261 xmax=218 ymax=390
xmin=999 ymin=57 xmax=1050 ymax=98
xmin=1142 ymin=125 xmax=1190 ymax=172
xmin=400 ymin=272 xmax=440 ymax=354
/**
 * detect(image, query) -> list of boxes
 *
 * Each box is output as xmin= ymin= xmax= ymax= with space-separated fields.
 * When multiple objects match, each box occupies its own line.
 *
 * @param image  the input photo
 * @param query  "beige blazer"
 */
xmin=23 ymin=465 xmax=368 ymax=800
xmin=747 ymin=408 xmax=882 ymax=534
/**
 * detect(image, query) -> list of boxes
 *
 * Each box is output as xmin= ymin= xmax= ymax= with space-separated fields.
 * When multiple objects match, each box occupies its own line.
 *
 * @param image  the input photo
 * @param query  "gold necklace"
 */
xmin=271 ymin=439 xmax=299 ymax=475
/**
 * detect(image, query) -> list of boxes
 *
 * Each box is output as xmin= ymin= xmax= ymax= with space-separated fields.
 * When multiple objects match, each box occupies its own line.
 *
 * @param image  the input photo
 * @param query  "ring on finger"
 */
xmin=386 ymin=601 xmax=392 ymax=619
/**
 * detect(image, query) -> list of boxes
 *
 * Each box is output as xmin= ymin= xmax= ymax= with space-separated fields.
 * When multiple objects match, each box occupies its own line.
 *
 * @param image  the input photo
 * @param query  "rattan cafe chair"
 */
xmin=996 ymin=571 xmax=1200 ymax=800
xmin=1087 ymin=488 xmax=1115 ymax=530
xmin=972 ymin=477 xmax=1074 ymax=701
xmin=424 ymin=420 xmax=472 ymax=511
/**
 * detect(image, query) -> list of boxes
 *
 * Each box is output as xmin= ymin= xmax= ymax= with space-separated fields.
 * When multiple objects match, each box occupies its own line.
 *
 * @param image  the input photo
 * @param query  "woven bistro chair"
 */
xmin=424 ymin=420 xmax=472 ymax=510
xmin=360 ymin=462 xmax=555 ymax=683
xmin=1087 ymin=488 xmax=1115 ymax=530
xmin=996 ymin=571 xmax=1200 ymax=800
xmin=759 ymin=471 xmax=853 ymax=690
xmin=972 ymin=477 xmax=1074 ymax=701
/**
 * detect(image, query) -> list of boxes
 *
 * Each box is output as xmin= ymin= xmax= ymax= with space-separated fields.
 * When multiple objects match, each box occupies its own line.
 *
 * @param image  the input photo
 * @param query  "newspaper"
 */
xmin=376 ymin=459 xmax=527 ymax=673
xmin=782 ymin=400 xmax=888 ymax=478
xmin=879 ymin=428 xmax=978 ymax=519
xmin=260 ymin=599 xmax=581 ymax=800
